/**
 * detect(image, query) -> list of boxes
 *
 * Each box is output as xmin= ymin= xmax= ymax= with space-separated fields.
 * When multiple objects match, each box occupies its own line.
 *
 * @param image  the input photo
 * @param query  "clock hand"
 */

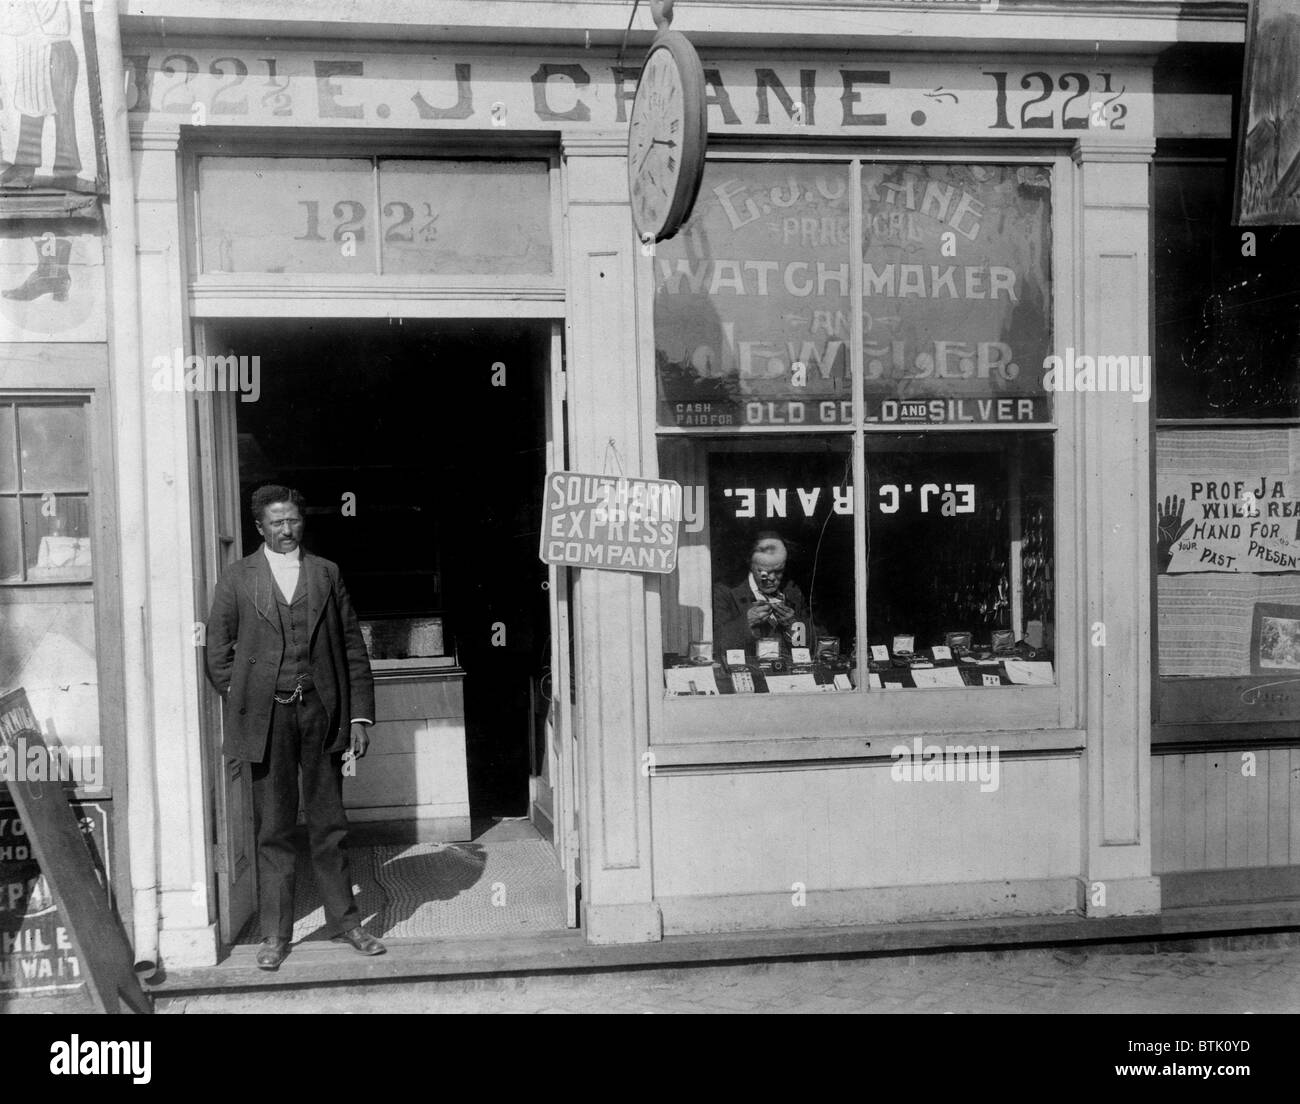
xmin=636 ymin=137 xmax=678 ymax=175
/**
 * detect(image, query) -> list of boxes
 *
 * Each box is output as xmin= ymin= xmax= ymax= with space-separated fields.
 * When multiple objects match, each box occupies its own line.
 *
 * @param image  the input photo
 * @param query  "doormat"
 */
xmin=237 ymin=839 xmax=568 ymax=943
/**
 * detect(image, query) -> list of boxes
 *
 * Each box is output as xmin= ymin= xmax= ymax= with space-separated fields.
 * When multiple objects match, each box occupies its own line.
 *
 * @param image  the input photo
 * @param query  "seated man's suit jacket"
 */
xmin=205 ymin=550 xmax=375 ymax=763
xmin=711 ymin=578 xmax=813 ymax=655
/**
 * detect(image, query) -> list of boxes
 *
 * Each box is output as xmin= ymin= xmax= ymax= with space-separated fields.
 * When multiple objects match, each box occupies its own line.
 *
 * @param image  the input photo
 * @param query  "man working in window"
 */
xmin=712 ymin=531 xmax=815 ymax=655
xmin=205 ymin=485 xmax=385 ymax=970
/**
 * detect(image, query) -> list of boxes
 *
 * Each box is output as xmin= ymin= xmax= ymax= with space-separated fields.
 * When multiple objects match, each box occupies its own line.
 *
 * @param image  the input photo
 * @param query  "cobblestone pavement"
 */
xmin=159 ymin=944 xmax=1300 ymax=1014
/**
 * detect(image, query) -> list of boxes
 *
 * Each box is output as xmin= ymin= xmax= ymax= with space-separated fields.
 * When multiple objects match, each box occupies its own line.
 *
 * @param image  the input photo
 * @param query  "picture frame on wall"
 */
xmin=1233 ymin=0 xmax=1300 ymax=225
xmin=1250 ymin=602 xmax=1300 ymax=675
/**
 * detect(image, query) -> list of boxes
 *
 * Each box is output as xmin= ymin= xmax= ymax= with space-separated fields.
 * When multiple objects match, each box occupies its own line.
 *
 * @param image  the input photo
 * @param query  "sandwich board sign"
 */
xmin=0 ymin=688 xmax=149 ymax=1013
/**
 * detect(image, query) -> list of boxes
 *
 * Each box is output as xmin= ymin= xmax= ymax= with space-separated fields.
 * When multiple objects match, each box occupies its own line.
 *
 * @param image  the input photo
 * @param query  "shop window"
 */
xmin=656 ymin=162 xmax=852 ymax=430
xmin=196 ymin=155 xmax=552 ymax=277
xmin=863 ymin=433 xmax=1053 ymax=668
xmin=1152 ymin=155 xmax=1300 ymax=732
xmin=0 ymin=399 xmax=100 ymax=748
xmin=1153 ymin=158 xmax=1300 ymax=421
xmin=0 ymin=402 xmax=92 ymax=584
xmin=656 ymin=159 xmax=1057 ymax=698
xmin=659 ymin=435 xmax=855 ymax=695
xmin=860 ymin=162 xmax=1054 ymax=425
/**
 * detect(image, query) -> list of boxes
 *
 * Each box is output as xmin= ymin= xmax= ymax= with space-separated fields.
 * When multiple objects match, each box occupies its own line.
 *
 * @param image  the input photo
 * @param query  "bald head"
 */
xmin=749 ymin=536 xmax=788 ymax=596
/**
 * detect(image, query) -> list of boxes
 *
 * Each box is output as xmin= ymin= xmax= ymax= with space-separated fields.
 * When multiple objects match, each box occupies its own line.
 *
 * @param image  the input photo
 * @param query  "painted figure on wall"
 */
xmin=0 ymin=0 xmax=84 ymax=190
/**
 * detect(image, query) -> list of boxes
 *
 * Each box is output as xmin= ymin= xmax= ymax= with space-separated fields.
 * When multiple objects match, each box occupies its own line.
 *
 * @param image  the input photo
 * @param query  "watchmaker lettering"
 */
xmin=655 ymin=158 xmax=1052 ymax=428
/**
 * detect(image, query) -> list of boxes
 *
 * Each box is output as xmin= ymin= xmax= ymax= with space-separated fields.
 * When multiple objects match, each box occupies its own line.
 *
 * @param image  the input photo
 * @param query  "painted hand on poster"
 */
xmin=1157 ymin=475 xmax=1300 ymax=573
xmin=1156 ymin=495 xmax=1195 ymax=574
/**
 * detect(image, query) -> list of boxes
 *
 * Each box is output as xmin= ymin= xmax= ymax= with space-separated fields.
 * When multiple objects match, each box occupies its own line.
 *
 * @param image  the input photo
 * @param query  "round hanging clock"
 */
xmin=627 ymin=29 xmax=708 ymax=243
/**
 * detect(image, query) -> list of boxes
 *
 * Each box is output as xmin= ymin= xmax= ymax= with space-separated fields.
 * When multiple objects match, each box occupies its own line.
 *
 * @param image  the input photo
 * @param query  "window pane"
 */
xmin=654 ymin=162 xmax=852 ymax=428
xmin=377 ymin=160 xmax=552 ymax=275
xmin=198 ymin=157 xmax=377 ymax=274
xmin=22 ymin=494 xmax=92 ymax=581
xmin=864 ymin=432 xmax=1054 ymax=688
xmin=660 ymin=435 xmax=856 ymax=695
xmin=0 ymin=498 xmax=20 ymax=582
xmin=0 ymin=396 xmax=100 ymax=758
xmin=0 ymin=406 xmax=15 ymax=491
xmin=861 ymin=163 xmax=1053 ymax=425
xmin=18 ymin=403 xmax=87 ymax=489
xmin=1153 ymin=161 xmax=1300 ymax=419
xmin=0 ymin=590 xmax=100 ymax=747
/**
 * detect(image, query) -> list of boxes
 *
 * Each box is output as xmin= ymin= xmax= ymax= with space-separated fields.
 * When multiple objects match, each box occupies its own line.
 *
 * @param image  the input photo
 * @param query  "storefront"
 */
xmin=1149 ymin=28 xmax=1300 ymax=908
xmin=0 ymin=1 xmax=130 ymax=1004
xmin=8 ymin=0 xmax=1289 ymax=978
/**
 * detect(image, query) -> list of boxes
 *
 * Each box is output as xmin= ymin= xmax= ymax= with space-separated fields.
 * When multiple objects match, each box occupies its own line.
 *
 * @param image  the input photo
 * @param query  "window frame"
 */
xmin=0 ymin=363 xmax=126 ymax=807
xmin=0 ymin=399 xmax=93 ymax=586
xmin=647 ymin=144 xmax=1082 ymax=756
xmin=1150 ymin=144 xmax=1300 ymax=747
xmin=180 ymin=131 xmax=566 ymax=311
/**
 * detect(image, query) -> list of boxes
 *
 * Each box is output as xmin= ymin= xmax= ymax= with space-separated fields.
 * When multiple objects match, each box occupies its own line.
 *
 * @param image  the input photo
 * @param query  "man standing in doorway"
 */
xmin=205 ymin=484 xmax=385 ymax=969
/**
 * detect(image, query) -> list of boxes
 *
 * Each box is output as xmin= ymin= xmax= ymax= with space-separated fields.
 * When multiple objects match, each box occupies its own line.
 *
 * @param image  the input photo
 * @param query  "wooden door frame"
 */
xmin=191 ymin=325 xmax=257 ymax=947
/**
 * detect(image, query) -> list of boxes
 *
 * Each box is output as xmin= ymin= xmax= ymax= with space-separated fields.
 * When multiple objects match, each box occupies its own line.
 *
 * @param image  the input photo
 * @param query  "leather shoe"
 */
xmin=256 ymin=937 xmax=290 ymax=970
xmin=331 ymin=925 xmax=386 ymax=956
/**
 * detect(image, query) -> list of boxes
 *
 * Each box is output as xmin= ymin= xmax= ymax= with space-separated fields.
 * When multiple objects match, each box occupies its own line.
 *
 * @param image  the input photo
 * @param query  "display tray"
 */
xmin=371 ymin=656 xmax=462 ymax=677
xmin=360 ymin=615 xmax=451 ymax=666
xmin=663 ymin=652 xmax=1056 ymax=694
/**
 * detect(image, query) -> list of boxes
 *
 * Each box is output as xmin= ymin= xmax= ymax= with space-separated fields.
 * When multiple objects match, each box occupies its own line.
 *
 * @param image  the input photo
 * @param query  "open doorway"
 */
xmin=197 ymin=317 xmax=578 ymax=946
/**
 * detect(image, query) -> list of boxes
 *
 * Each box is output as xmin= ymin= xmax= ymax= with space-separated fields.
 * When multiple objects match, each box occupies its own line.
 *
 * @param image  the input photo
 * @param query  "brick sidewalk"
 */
xmin=157 ymin=944 xmax=1300 ymax=1014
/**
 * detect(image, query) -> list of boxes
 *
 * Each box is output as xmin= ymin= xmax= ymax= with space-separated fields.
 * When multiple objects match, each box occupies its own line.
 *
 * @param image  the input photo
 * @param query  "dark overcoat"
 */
xmin=711 ymin=578 xmax=812 ymax=654
xmin=204 ymin=549 xmax=375 ymax=762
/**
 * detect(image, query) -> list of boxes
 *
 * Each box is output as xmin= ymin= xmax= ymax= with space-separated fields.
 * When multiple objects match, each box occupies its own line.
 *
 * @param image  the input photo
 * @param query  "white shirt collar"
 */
xmin=263 ymin=544 xmax=301 ymax=567
xmin=748 ymin=573 xmax=784 ymax=603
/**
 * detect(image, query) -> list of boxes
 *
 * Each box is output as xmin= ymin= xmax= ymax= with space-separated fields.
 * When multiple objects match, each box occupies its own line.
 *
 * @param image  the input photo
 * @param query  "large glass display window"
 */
xmin=655 ymin=157 xmax=1059 ymax=706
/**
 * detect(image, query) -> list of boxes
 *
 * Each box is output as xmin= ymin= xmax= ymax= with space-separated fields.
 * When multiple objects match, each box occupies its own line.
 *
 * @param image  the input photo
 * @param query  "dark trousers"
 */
xmin=14 ymin=41 xmax=81 ymax=175
xmin=250 ymin=687 xmax=358 ymax=941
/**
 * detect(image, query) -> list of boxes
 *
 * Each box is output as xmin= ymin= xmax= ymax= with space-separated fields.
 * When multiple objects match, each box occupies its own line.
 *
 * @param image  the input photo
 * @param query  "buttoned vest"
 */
xmin=274 ymin=570 xmax=310 ymax=692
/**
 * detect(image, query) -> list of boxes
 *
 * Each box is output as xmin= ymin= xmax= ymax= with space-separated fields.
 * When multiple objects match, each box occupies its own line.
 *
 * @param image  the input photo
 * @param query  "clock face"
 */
xmin=628 ymin=32 xmax=707 ymax=242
